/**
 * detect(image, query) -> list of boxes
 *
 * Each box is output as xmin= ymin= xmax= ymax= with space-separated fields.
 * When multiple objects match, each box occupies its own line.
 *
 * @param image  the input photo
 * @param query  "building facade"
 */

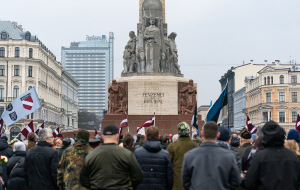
xmin=61 ymin=70 xmax=79 ymax=131
xmin=61 ymin=33 xmax=114 ymax=121
xmin=233 ymin=87 xmax=246 ymax=131
xmin=245 ymin=66 xmax=300 ymax=130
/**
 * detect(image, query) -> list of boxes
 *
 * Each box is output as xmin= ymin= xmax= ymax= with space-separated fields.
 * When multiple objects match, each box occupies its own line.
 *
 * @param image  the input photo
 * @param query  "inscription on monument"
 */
xmin=143 ymin=93 xmax=164 ymax=103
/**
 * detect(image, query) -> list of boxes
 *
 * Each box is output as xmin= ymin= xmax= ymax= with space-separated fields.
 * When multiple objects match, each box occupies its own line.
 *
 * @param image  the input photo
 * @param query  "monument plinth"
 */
xmin=102 ymin=0 xmax=203 ymax=134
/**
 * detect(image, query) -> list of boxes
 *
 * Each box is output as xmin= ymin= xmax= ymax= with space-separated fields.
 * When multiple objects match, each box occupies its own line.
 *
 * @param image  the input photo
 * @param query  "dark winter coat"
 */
xmin=0 ymin=139 xmax=13 ymax=185
xmin=57 ymin=145 xmax=69 ymax=162
xmin=24 ymin=141 xmax=59 ymax=190
xmin=6 ymin=151 xmax=28 ymax=190
xmin=182 ymin=142 xmax=240 ymax=190
xmin=217 ymin=142 xmax=242 ymax=171
xmin=134 ymin=139 xmax=173 ymax=190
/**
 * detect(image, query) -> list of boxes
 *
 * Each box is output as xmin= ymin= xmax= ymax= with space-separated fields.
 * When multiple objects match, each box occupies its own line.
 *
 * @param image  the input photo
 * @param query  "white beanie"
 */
xmin=14 ymin=141 xmax=26 ymax=152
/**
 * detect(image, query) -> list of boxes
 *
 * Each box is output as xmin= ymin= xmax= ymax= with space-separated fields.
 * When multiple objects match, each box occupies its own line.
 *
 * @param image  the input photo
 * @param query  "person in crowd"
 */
xmin=251 ymin=134 xmax=257 ymax=143
xmin=134 ymin=134 xmax=142 ymax=147
xmin=0 ymin=135 xmax=13 ymax=188
xmin=167 ymin=122 xmax=198 ymax=190
xmin=80 ymin=125 xmax=143 ymax=189
xmin=24 ymin=128 xmax=58 ymax=190
xmin=287 ymin=129 xmax=300 ymax=150
xmin=123 ymin=133 xmax=135 ymax=152
xmin=6 ymin=142 xmax=28 ymax=190
xmin=192 ymin=134 xmax=202 ymax=146
xmin=217 ymin=126 xmax=241 ymax=170
xmin=27 ymin=133 xmax=37 ymax=150
xmin=134 ymin=126 xmax=173 ymax=190
xmin=53 ymin=138 xmax=63 ymax=149
xmin=241 ymin=135 xmax=263 ymax=172
xmin=88 ymin=138 xmax=101 ymax=149
xmin=237 ymin=129 xmax=252 ymax=157
xmin=58 ymin=129 xmax=93 ymax=190
xmin=57 ymin=138 xmax=71 ymax=161
xmin=8 ymin=139 xmax=19 ymax=150
xmin=171 ymin=134 xmax=179 ymax=142
xmin=70 ymin=138 xmax=75 ymax=146
xmin=160 ymin=134 xmax=170 ymax=150
xmin=285 ymin=140 xmax=300 ymax=159
xmin=230 ymin=134 xmax=240 ymax=150
xmin=182 ymin=121 xmax=240 ymax=189
xmin=118 ymin=134 xmax=123 ymax=145
xmin=243 ymin=120 xmax=300 ymax=190
xmin=135 ymin=135 xmax=145 ymax=148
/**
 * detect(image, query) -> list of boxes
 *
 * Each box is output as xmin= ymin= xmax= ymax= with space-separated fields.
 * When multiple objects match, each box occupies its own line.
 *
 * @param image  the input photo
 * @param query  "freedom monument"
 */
xmin=102 ymin=0 xmax=204 ymax=134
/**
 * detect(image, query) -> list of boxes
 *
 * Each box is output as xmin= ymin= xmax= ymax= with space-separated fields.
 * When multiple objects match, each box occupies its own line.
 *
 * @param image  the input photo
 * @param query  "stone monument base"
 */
xmin=102 ymin=114 xmax=205 ymax=135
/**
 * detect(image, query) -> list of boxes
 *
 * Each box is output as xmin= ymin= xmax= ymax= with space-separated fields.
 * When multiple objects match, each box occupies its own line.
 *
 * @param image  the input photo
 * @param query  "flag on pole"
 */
xmin=53 ymin=127 xmax=60 ymax=138
xmin=206 ymin=84 xmax=228 ymax=122
xmin=246 ymin=116 xmax=257 ymax=134
xmin=0 ymin=119 xmax=3 ymax=137
xmin=1 ymin=87 xmax=41 ymax=127
xmin=94 ymin=127 xmax=98 ymax=138
xmin=35 ymin=123 xmax=44 ymax=135
xmin=119 ymin=116 xmax=128 ymax=135
xmin=191 ymin=101 xmax=199 ymax=136
xmin=137 ymin=113 xmax=155 ymax=133
xmin=295 ymin=114 xmax=300 ymax=133
xmin=21 ymin=121 xmax=34 ymax=139
xmin=209 ymin=99 xmax=212 ymax=108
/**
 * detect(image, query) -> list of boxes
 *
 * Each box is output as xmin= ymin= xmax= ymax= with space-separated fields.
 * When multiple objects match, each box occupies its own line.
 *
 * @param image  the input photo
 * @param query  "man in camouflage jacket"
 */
xmin=57 ymin=129 xmax=93 ymax=190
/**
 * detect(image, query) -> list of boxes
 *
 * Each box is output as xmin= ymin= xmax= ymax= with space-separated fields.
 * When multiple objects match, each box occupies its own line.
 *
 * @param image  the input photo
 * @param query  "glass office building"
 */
xmin=61 ymin=33 xmax=114 ymax=120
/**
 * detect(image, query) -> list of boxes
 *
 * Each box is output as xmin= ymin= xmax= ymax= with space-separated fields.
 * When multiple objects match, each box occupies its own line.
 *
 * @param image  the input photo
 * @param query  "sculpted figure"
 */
xmin=178 ymin=93 xmax=193 ymax=114
xmin=136 ymin=30 xmax=146 ymax=72
xmin=122 ymin=45 xmax=131 ymax=73
xmin=122 ymin=31 xmax=136 ymax=73
xmin=108 ymin=80 xmax=126 ymax=114
xmin=161 ymin=28 xmax=170 ymax=73
xmin=114 ymin=93 xmax=128 ymax=114
xmin=168 ymin=32 xmax=181 ymax=74
xmin=144 ymin=17 xmax=161 ymax=72
xmin=179 ymin=80 xmax=197 ymax=114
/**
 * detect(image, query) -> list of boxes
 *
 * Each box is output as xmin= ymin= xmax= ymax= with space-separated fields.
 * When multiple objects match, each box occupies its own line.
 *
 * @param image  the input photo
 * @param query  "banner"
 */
xmin=1 ymin=87 xmax=41 ymax=126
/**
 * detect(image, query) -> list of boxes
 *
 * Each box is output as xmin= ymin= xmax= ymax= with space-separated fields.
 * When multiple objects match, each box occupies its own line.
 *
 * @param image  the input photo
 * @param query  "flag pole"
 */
xmin=13 ymin=132 xmax=21 ymax=140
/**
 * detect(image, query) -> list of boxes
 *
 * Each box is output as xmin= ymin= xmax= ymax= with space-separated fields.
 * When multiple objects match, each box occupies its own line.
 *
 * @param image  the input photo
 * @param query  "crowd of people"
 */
xmin=0 ymin=120 xmax=299 ymax=189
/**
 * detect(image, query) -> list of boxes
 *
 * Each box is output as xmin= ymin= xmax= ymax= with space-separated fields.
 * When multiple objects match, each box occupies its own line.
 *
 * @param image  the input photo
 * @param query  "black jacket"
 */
xmin=0 ymin=140 xmax=13 ymax=185
xmin=134 ymin=139 xmax=173 ymax=190
xmin=6 ymin=151 xmax=28 ymax=190
xmin=57 ymin=145 xmax=69 ymax=162
xmin=182 ymin=142 xmax=240 ymax=190
xmin=24 ymin=141 xmax=59 ymax=190
xmin=244 ymin=146 xmax=300 ymax=190
xmin=217 ymin=142 xmax=242 ymax=171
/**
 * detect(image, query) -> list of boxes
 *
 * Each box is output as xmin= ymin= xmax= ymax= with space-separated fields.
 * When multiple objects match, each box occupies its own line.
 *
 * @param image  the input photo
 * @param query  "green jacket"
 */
xmin=80 ymin=143 xmax=143 ymax=190
xmin=167 ymin=137 xmax=198 ymax=190
xmin=237 ymin=143 xmax=252 ymax=157
xmin=57 ymin=141 xmax=93 ymax=190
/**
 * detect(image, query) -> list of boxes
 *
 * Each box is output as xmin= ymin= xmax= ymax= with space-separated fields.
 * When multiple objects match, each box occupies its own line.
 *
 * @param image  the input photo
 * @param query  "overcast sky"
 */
xmin=2 ymin=0 xmax=300 ymax=105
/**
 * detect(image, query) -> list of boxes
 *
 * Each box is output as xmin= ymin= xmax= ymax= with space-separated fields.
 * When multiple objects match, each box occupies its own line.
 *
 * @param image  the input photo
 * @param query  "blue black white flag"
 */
xmin=191 ymin=101 xmax=198 ymax=131
xmin=206 ymin=84 xmax=228 ymax=122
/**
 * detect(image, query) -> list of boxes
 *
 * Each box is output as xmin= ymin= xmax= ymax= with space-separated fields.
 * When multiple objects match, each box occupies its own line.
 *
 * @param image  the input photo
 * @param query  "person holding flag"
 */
xmin=137 ymin=113 xmax=155 ymax=134
xmin=246 ymin=116 xmax=257 ymax=134
xmin=119 ymin=115 xmax=128 ymax=135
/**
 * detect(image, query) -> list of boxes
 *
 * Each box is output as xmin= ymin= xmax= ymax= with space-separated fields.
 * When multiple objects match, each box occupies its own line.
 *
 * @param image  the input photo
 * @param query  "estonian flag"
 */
xmin=191 ymin=101 xmax=198 ymax=131
xmin=206 ymin=84 xmax=228 ymax=122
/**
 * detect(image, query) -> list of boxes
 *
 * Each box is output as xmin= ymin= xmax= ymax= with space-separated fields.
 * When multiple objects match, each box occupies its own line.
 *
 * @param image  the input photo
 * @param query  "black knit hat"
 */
xmin=262 ymin=120 xmax=285 ymax=147
xmin=76 ymin=129 xmax=90 ymax=142
xmin=218 ymin=126 xmax=231 ymax=141
xmin=103 ymin=125 xmax=119 ymax=135
xmin=241 ymin=129 xmax=252 ymax=139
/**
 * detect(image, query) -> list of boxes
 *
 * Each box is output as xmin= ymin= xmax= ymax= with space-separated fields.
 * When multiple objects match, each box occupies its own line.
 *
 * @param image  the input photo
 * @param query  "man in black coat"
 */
xmin=134 ymin=126 xmax=173 ymax=190
xmin=24 ymin=128 xmax=58 ymax=190
xmin=0 ymin=136 xmax=13 ymax=188
xmin=244 ymin=120 xmax=300 ymax=190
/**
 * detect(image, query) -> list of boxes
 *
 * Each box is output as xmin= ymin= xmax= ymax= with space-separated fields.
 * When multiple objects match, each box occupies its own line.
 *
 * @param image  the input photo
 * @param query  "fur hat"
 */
xmin=177 ymin=122 xmax=190 ymax=137
xmin=76 ymin=129 xmax=90 ymax=142
xmin=262 ymin=120 xmax=285 ymax=147
xmin=241 ymin=129 xmax=252 ymax=139
xmin=218 ymin=126 xmax=231 ymax=141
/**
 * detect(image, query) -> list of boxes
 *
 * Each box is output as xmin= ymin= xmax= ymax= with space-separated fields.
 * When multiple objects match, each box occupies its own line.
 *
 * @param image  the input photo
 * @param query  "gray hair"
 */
xmin=14 ymin=142 xmax=26 ymax=151
xmin=38 ymin=128 xmax=53 ymax=141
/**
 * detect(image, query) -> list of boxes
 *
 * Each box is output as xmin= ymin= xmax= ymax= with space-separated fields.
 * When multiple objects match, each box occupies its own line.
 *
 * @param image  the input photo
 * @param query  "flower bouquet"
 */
xmin=0 ymin=156 xmax=8 ymax=166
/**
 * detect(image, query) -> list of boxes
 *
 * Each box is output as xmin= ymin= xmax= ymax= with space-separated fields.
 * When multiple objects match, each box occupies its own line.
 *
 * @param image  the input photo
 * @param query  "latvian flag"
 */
xmin=94 ymin=127 xmax=98 ymax=138
xmin=0 ymin=119 xmax=3 ymax=137
xmin=119 ymin=116 xmax=128 ymax=135
xmin=21 ymin=121 xmax=34 ymax=138
xmin=35 ymin=123 xmax=44 ymax=135
xmin=295 ymin=114 xmax=300 ymax=133
xmin=137 ymin=113 xmax=155 ymax=133
xmin=246 ymin=116 xmax=257 ymax=134
xmin=53 ymin=127 xmax=60 ymax=138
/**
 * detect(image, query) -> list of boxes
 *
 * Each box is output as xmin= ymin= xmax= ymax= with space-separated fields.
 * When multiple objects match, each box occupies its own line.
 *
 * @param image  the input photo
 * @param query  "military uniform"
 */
xmin=237 ymin=143 xmax=252 ymax=157
xmin=57 ymin=141 xmax=93 ymax=190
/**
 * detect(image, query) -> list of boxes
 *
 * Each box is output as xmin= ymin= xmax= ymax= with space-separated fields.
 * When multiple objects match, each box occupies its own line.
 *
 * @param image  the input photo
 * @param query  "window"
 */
xmin=264 ymin=77 xmax=266 ymax=85
xmin=279 ymin=112 xmax=285 ymax=123
xmin=292 ymin=76 xmax=297 ymax=84
xmin=271 ymin=76 xmax=273 ymax=84
xmin=15 ymin=47 xmax=20 ymax=57
xmin=14 ymin=65 xmax=20 ymax=76
xmin=292 ymin=92 xmax=298 ymax=102
xmin=263 ymin=112 xmax=268 ymax=122
xmin=0 ymin=47 xmax=4 ymax=57
xmin=28 ymin=86 xmax=32 ymax=90
xmin=28 ymin=66 xmax=32 ymax=77
xmin=280 ymin=75 xmax=284 ymax=84
xmin=0 ymin=32 xmax=7 ymax=40
xmin=29 ymin=48 xmax=33 ymax=58
xmin=292 ymin=111 xmax=298 ymax=122
xmin=13 ymin=86 xmax=19 ymax=98
xmin=279 ymin=92 xmax=285 ymax=102
xmin=25 ymin=32 xmax=31 ymax=41
xmin=0 ymin=86 xmax=4 ymax=101
xmin=0 ymin=65 xmax=4 ymax=76
xmin=266 ymin=92 xmax=271 ymax=103
xmin=267 ymin=76 xmax=270 ymax=85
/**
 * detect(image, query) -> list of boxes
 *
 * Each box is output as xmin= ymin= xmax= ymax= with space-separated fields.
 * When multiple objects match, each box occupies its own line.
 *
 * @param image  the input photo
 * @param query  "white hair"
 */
xmin=172 ymin=134 xmax=179 ymax=142
xmin=38 ymin=128 xmax=53 ymax=141
xmin=14 ymin=141 xmax=26 ymax=152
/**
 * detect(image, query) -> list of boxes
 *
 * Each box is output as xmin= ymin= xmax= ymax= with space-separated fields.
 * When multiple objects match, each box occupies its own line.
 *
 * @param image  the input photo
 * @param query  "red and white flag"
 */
xmin=21 ymin=121 xmax=34 ymax=139
xmin=295 ymin=114 xmax=300 ymax=133
xmin=119 ymin=116 xmax=128 ymax=135
xmin=246 ymin=116 xmax=257 ymax=134
xmin=53 ymin=127 xmax=60 ymax=138
xmin=137 ymin=113 xmax=155 ymax=133
xmin=94 ymin=127 xmax=98 ymax=138
xmin=0 ymin=119 xmax=3 ymax=137
xmin=35 ymin=123 xmax=44 ymax=135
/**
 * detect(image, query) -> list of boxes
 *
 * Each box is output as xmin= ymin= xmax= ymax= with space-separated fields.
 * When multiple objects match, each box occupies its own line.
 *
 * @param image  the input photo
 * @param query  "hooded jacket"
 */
xmin=0 ymin=139 xmax=13 ymax=185
xmin=134 ymin=139 xmax=173 ymax=190
xmin=6 ymin=151 xmax=28 ymax=190
xmin=244 ymin=121 xmax=300 ymax=190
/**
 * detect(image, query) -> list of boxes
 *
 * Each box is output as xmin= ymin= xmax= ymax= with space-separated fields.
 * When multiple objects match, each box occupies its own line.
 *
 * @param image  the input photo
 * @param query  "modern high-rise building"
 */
xmin=61 ymin=33 xmax=114 ymax=120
